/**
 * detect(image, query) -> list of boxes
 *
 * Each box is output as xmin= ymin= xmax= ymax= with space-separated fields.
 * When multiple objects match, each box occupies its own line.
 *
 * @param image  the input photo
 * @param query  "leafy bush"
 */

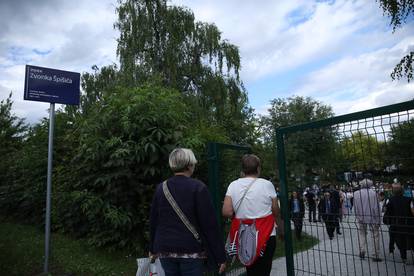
xmin=52 ymin=85 xmax=189 ymax=253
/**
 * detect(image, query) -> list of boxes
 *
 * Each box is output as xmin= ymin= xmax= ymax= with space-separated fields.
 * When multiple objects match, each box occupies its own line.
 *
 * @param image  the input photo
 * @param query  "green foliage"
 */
xmin=391 ymin=51 xmax=413 ymax=82
xmin=378 ymin=0 xmax=414 ymax=30
xmin=0 ymin=93 xmax=27 ymax=187
xmin=115 ymin=0 xmax=240 ymax=85
xmin=388 ymin=118 xmax=414 ymax=172
xmin=261 ymin=96 xmax=335 ymax=182
xmin=114 ymin=0 xmax=253 ymax=143
xmin=261 ymin=96 xmax=333 ymax=143
xmin=0 ymin=111 xmax=80 ymax=223
xmin=340 ymin=131 xmax=386 ymax=171
xmin=79 ymin=64 xmax=120 ymax=115
xmin=1 ymin=0 xmax=255 ymax=257
xmin=0 ymin=83 xmax=198 ymax=254
xmin=2 ymin=121 xmax=48 ymax=221
xmin=53 ymin=85 xmax=189 ymax=252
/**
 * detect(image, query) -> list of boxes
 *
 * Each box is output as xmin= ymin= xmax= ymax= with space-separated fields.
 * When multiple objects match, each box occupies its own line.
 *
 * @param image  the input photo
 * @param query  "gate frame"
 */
xmin=207 ymin=142 xmax=251 ymax=230
xmin=276 ymin=99 xmax=414 ymax=276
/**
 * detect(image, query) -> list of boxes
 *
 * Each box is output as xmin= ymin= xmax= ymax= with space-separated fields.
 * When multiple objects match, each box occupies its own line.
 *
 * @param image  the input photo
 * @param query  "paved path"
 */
xmin=270 ymin=213 xmax=414 ymax=275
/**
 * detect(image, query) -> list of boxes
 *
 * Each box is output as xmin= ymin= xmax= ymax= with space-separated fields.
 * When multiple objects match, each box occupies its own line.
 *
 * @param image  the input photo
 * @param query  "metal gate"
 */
xmin=277 ymin=100 xmax=414 ymax=276
xmin=207 ymin=142 xmax=251 ymax=275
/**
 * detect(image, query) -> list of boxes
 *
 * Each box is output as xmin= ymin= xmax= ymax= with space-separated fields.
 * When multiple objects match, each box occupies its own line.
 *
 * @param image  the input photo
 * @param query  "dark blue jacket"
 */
xmin=149 ymin=175 xmax=226 ymax=264
xmin=288 ymin=197 xmax=305 ymax=218
xmin=319 ymin=197 xmax=339 ymax=222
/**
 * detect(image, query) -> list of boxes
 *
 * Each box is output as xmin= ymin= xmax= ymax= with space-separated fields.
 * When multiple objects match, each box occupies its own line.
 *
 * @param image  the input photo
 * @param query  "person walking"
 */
xmin=353 ymin=179 xmax=382 ymax=262
xmin=222 ymin=154 xmax=279 ymax=276
xmin=329 ymin=184 xmax=342 ymax=235
xmin=319 ymin=191 xmax=339 ymax=240
xmin=383 ymin=182 xmax=414 ymax=264
xmin=289 ymin=191 xmax=305 ymax=240
xmin=149 ymin=148 xmax=226 ymax=276
xmin=344 ymin=188 xmax=353 ymax=216
xmin=305 ymin=189 xmax=317 ymax=223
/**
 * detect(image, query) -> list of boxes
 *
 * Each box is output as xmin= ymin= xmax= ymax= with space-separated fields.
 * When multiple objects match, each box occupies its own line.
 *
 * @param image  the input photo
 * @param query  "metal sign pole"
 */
xmin=24 ymin=65 xmax=79 ymax=273
xmin=44 ymin=102 xmax=55 ymax=273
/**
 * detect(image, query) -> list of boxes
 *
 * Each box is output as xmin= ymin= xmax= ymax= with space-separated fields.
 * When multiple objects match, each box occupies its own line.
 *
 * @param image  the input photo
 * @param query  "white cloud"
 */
xmin=0 ymin=0 xmax=118 ymax=123
xmin=173 ymin=0 xmax=395 ymax=82
xmin=292 ymin=37 xmax=414 ymax=115
xmin=1 ymin=0 xmax=413 ymax=124
xmin=174 ymin=0 xmax=414 ymax=117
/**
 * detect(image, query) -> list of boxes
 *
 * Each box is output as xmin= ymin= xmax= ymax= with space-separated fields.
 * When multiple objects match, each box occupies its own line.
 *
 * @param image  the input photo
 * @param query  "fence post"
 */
xmin=276 ymin=130 xmax=295 ymax=276
xmin=207 ymin=142 xmax=222 ymax=229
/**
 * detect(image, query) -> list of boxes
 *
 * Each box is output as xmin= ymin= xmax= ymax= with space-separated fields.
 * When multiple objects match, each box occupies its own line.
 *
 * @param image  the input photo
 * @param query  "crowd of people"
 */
xmin=290 ymin=178 xmax=414 ymax=264
xmin=147 ymin=147 xmax=414 ymax=276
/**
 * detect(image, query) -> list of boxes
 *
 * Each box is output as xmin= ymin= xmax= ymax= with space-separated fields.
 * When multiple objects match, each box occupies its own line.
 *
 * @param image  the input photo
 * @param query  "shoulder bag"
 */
xmin=225 ymin=178 xmax=257 ymax=263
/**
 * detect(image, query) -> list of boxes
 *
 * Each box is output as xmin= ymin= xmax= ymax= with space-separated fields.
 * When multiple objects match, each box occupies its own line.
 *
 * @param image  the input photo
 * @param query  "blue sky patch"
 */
xmin=286 ymin=6 xmax=315 ymax=27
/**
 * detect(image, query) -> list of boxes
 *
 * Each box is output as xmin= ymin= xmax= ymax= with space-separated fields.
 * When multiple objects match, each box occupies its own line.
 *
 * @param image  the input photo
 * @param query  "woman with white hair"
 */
xmin=149 ymin=148 xmax=226 ymax=275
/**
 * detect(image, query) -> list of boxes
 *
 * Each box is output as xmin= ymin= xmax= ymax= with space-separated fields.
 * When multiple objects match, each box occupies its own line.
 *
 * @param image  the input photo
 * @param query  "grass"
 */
xmin=0 ymin=219 xmax=319 ymax=276
xmin=0 ymin=219 xmax=136 ymax=276
xmin=275 ymin=233 xmax=319 ymax=258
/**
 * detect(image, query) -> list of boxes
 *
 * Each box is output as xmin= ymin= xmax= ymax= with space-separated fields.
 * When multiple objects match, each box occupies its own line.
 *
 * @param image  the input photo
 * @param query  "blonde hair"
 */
xmin=169 ymin=148 xmax=197 ymax=173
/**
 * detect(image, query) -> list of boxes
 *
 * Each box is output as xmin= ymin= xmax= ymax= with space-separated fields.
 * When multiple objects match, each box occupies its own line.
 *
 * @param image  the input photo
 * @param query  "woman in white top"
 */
xmin=222 ymin=154 xmax=279 ymax=276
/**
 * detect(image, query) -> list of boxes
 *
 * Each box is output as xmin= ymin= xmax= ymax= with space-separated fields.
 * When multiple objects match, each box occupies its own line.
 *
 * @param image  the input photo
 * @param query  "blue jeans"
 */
xmin=160 ymin=258 xmax=203 ymax=276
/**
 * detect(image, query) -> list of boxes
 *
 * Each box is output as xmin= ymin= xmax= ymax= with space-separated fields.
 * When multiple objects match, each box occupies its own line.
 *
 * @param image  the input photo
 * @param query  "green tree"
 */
xmin=0 ymin=93 xmax=26 ymax=188
xmin=0 ymin=109 xmax=80 ymax=222
xmin=388 ymin=119 xmax=414 ymax=173
xmin=378 ymin=0 xmax=414 ymax=82
xmin=114 ymin=0 xmax=252 ymax=142
xmin=262 ymin=96 xmax=334 ymax=140
xmin=2 ymin=121 xmax=48 ymax=221
xmin=261 ymin=96 xmax=335 ymax=184
xmin=53 ymin=84 xmax=191 ymax=252
xmin=78 ymin=64 xmax=120 ymax=115
xmin=340 ymin=131 xmax=386 ymax=172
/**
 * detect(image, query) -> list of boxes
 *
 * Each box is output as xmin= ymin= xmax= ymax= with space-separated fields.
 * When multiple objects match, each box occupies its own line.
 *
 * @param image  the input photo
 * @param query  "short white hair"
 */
xmin=169 ymin=148 xmax=197 ymax=172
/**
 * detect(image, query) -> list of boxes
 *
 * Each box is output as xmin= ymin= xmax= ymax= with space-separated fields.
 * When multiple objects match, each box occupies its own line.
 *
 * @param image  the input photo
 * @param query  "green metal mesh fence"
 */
xmin=277 ymin=100 xmax=414 ymax=276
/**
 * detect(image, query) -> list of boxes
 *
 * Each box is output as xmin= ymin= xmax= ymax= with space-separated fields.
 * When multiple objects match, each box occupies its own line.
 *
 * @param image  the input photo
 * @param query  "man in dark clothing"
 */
xmin=316 ymin=190 xmax=323 ymax=222
xmin=289 ymin=191 xmax=305 ymax=240
xmin=305 ymin=189 xmax=317 ymax=222
xmin=383 ymin=197 xmax=396 ymax=254
xmin=383 ymin=183 xmax=414 ymax=263
xmin=319 ymin=191 xmax=339 ymax=240
xmin=329 ymin=185 xmax=342 ymax=235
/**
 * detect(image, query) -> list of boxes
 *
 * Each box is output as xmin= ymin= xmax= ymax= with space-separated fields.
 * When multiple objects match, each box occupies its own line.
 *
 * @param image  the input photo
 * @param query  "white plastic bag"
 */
xmin=136 ymin=257 xmax=165 ymax=276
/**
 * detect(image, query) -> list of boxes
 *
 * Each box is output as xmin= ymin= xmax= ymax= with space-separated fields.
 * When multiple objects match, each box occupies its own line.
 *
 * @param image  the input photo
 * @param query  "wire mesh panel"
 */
xmin=277 ymin=101 xmax=414 ymax=276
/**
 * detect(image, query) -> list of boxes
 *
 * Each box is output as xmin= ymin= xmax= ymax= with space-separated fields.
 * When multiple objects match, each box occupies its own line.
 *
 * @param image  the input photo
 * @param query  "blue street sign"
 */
xmin=24 ymin=65 xmax=80 ymax=105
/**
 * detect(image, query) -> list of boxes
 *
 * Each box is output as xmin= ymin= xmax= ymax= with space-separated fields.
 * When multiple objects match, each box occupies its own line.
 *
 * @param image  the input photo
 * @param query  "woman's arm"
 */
xmin=222 ymin=196 xmax=234 ymax=218
xmin=272 ymin=197 xmax=280 ymax=221
xmin=196 ymin=185 xmax=227 ymax=266
xmin=149 ymin=189 xmax=159 ymax=254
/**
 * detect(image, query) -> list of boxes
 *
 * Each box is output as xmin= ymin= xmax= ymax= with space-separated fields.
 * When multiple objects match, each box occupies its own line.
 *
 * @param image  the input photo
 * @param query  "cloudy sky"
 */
xmin=1 ymin=0 xmax=413 ymax=124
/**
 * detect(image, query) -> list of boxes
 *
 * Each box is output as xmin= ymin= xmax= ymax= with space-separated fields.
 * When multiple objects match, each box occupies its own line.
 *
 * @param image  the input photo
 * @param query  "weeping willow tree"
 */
xmin=114 ymin=0 xmax=254 ymax=143
xmin=378 ymin=0 xmax=414 ymax=82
